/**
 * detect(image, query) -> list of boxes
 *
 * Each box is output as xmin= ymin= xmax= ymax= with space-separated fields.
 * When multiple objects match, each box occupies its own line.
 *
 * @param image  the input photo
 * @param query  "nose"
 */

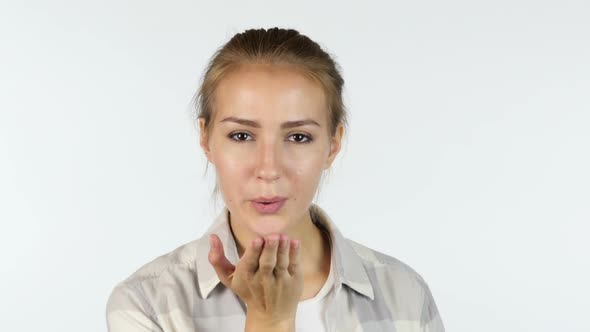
xmin=255 ymin=140 xmax=281 ymax=182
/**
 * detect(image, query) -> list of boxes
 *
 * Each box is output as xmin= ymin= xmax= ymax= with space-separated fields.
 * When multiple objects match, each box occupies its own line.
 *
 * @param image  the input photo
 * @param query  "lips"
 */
xmin=253 ymin=196 xmax=286 ymax=203
xmin=251 ymin=197 xmax=286 ymax=214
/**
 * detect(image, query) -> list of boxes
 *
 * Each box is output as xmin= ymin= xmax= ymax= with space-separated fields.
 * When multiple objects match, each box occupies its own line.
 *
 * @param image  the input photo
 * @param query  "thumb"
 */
xmin=208 ymin=234 xmax=236 ymax=288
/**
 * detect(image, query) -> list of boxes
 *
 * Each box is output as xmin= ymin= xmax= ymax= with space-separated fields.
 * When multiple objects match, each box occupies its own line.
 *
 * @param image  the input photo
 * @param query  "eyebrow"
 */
xmin=219 ymin=116 xmax=321 ymax=129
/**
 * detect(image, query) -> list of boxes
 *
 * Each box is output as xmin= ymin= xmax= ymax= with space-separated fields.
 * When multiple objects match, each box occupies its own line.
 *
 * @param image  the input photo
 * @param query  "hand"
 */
xmin=208 ymin=232 xmax=304 ymax=328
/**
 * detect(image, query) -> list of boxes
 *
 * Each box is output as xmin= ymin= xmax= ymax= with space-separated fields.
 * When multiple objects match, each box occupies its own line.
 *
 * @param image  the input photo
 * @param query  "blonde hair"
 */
xmin=191 ymin=27 xmax=349 ymax=209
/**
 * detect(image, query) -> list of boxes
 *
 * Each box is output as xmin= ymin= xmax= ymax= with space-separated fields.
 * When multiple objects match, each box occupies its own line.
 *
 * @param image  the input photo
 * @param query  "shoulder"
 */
xmin=346 ymin=237 xmax=429 ymax=286
xmin=343 ymin=238 xmax=444 ymax=329
xmin=120 ymin=238 xmax=201 ymax=285
xmin=345 ymin=238 xmax=437 ymax=314
xmin=106 ymin=238 xmax=201 ymax=314
xmin=341 ymin=238 xmax=444 ymax=330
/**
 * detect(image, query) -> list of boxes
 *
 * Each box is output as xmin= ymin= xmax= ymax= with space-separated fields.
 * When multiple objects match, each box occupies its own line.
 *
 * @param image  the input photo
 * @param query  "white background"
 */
xmin=1 ymin=1 xmax=589 ymax=331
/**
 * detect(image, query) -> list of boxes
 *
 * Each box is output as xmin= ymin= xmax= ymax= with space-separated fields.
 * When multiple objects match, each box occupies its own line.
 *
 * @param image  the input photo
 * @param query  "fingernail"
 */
xmin=293 ymin=240 xmax=300 ymax=249
xmin=253 ymin=238 xmax=262 ymax=249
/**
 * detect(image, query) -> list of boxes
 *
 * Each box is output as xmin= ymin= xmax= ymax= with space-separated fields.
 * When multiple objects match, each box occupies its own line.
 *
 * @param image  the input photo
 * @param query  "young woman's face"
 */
xmin=199 ymin=64 xmax=343 ymax=236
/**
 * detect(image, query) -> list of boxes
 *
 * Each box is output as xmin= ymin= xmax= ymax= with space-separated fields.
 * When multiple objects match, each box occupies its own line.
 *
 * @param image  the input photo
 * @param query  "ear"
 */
xmin=324 ymin=122 xmax=344 ymax=170
xmin=199 ymin=118 xmax=213 ymax=163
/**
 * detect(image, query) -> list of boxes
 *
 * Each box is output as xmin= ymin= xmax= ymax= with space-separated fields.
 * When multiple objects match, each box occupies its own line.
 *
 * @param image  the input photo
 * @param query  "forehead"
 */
xmin=214 ymin=64 xmax=328 ymax=123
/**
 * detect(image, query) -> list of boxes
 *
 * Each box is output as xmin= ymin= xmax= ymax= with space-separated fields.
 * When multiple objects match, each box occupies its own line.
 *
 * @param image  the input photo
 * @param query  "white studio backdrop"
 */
xmin=1 ymin=1 xmax=588 ymax=331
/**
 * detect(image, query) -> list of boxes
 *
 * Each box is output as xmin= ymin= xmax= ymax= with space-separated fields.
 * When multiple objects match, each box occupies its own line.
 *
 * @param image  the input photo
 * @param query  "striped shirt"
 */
xmin=106 ymin=203 xmax=445 ymax=331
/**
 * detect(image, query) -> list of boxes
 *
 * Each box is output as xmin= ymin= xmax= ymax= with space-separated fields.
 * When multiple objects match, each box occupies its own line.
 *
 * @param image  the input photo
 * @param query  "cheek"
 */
xmin=220 ymin=168 xmax=248 ymax=195
xmin=210 ymin=139 xmax=249 ymax=173
xmin=292 ymin=160 xmax=324 ymax=188
xmin=211 ymin=151 xmax=250 ymax=199
xmin=216 ymin=154 xmax=244 ymax=174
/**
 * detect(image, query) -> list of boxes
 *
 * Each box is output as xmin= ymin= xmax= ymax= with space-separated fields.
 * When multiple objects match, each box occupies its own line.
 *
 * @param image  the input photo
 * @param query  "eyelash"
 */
xmin=228 ymin=132 xmax=314 ymax=144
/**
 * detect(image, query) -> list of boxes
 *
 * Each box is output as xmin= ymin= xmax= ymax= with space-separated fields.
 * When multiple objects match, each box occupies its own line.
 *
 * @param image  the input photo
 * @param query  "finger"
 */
xmin=258 ymin=234 xmax=279 ymax=276
xmin=238 ymin=236 xmax=264 ymax=276
xmin=275 ymin=234 xmax=290 ymax=276
xmin=208 ymin=234 xmax=236 ymax=287
xmin=287 ymin=239 xmax=301 ymax=277
xmin=243 ymin=238 xmax=265 ymax=297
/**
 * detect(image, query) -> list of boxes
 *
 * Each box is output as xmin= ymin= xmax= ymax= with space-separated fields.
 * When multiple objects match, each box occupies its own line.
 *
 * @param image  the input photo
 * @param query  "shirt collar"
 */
xmin=195 ymin=203 xmax=375 ymax=301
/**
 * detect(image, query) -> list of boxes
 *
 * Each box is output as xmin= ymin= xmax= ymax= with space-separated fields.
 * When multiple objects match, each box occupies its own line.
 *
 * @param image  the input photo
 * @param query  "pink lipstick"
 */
xmin=251 ymin=197 xmax=286 ymax=214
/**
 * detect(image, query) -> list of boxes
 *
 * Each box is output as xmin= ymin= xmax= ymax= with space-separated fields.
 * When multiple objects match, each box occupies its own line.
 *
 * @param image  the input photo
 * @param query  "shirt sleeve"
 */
xmin=106 ymin=283 xmax=164 ymax=332
xmin=419 ymin=282 xmax=446 ymax=332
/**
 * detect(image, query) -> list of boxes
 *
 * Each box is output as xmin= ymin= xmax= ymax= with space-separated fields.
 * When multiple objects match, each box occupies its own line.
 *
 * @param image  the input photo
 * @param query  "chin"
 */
xmin=249 ymin=216 xmax=287 ymax=236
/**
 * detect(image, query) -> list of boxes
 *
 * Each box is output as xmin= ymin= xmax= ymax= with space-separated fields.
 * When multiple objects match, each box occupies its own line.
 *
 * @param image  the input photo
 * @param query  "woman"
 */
xmin=106 ymin=27 xmax=445 ymax=332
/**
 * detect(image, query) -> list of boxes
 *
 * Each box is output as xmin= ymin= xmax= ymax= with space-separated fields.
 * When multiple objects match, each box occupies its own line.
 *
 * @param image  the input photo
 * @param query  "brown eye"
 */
xmin=228 ymin=132 xmax=313 ymax=144
xmin=289 ymin=133 xmax=313 ymax=144
xmin=228 ymin=132 xmax=253 ymax=142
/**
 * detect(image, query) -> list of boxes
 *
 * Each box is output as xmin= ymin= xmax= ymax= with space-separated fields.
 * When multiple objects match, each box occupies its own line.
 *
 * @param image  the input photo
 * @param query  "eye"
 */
xmin=227 ymin=132 xmax=313 ymax=144
xmin=288 ymin=133 xmax=313 ymax=144
xmin=228 ymin=132 xmax=253 ymax=142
